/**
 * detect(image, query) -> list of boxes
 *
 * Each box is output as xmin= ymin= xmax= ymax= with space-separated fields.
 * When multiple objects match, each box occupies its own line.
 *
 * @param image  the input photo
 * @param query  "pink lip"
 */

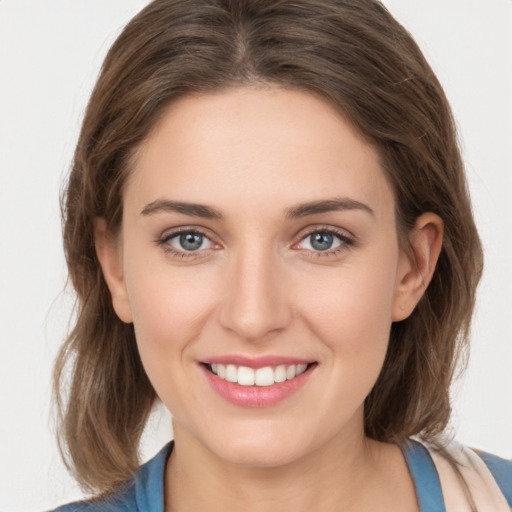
xmin=199 ymin=361 xmax=316 ymax=408
xmin=202 ymin=355 xmax=313 ymax=369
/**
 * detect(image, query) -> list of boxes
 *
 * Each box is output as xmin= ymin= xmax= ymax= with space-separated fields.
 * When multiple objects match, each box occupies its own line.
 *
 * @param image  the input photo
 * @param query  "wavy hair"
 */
xmin=54 ymin=0 xmax=483 ymax=496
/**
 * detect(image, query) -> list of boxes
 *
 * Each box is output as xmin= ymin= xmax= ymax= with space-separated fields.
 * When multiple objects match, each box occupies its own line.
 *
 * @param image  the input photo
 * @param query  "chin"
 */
xmin=200 ymin=422 xmax=316 ymax=469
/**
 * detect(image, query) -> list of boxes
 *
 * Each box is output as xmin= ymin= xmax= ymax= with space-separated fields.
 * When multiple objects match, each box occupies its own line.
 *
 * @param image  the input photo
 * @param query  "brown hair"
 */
xmin=54 ymin=0 xmax=483 ymax=496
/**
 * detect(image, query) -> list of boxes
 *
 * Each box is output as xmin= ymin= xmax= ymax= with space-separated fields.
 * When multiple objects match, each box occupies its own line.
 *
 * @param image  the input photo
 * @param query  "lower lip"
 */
xmin=200 ymin=364 xmax=315 ymax=408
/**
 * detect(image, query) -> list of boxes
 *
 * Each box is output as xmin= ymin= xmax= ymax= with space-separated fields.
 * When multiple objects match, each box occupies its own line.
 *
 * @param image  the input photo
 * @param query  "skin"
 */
xmin=96 ymin=86 xmax=443 ymax=512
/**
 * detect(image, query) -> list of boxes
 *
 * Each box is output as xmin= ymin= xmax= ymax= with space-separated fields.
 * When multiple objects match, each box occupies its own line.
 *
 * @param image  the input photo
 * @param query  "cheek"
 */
xmin=297 ymin=266 xmax=397 ymax=428
xmin=123 ymin=257 xmax=218 ymax=378
xmin=300 ymin=257 xmax=398 ymax=368
xmin=124 ymin=267 xmax=221 ymax=422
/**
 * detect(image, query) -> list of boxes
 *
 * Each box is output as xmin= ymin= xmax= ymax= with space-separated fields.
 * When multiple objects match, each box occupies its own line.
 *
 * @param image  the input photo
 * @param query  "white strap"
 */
xmin=423 ymin=440 xmax=510 ymax=512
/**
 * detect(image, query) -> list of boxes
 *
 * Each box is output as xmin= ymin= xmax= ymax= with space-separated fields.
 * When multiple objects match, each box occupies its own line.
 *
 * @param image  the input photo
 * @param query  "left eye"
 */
xmin=167 ymin=232 xmax=213 ymax=252
xmin=298 ymin=231 xmax=344 ymax=252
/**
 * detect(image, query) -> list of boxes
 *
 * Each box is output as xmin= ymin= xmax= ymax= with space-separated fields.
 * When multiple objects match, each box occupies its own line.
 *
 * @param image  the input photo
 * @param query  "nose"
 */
xmin=218 ymin=245 xmax=293 ymax=342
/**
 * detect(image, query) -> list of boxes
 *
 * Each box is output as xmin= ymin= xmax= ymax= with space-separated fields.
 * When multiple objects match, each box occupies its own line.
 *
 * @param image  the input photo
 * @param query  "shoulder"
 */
xmin=50 ymin=442 xmax=173 ymax=512
xmin=51 ymin=489 xmax=136 ymax=512
xmin=440 ymin=442 xmax=512 ymax=508
xmin=477 ymin=450 xmax=512 ymax=507
xmin=407 ymin=438 xmax=512 ymax=510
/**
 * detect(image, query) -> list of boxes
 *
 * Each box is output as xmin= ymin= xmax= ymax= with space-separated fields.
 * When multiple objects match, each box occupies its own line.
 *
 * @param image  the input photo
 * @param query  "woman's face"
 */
xmin=101 ymin=86 xmax=418 ymax=467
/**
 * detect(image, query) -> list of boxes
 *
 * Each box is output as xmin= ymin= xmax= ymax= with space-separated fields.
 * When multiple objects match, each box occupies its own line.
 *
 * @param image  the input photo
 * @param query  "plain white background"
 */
xmin=0 ymin=1 xmax=511 ymax=510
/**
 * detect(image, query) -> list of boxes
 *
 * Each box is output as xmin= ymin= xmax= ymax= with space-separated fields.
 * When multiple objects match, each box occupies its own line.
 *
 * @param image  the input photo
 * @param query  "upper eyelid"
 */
xmin=296 ymin=225 xmax=354 ymax=242
xmin=159 ymin=225 xmax=216 ymax=240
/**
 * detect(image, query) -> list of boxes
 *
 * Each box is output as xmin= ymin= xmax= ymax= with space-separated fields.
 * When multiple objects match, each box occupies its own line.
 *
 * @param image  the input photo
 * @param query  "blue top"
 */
xmin=53 ymin=440 xmax=512 ymax=512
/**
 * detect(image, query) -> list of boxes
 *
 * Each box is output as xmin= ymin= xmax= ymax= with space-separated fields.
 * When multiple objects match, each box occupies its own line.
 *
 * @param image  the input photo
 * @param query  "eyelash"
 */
xmin=155 ymin=228 xmax=217 ymax=259
xmin=155 ymin=226 xmax=355 ymax=260
xmin=295 ymin=226 xmax=355 ymax=258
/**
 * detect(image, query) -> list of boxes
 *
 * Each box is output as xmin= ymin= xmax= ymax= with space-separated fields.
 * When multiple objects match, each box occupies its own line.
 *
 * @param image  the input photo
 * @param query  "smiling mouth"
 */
xmin=203 ymin=362 xmax=316 ymax=387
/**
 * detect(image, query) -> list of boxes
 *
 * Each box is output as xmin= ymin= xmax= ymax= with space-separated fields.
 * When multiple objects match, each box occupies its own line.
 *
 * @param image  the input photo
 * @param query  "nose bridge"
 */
xmin=219 ymin=240 xmax=291 ymax=341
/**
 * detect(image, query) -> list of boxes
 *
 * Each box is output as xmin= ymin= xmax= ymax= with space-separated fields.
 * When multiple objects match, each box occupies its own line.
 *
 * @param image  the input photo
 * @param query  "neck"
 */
xmin=164 ymin=419 xmax=415 ymax=512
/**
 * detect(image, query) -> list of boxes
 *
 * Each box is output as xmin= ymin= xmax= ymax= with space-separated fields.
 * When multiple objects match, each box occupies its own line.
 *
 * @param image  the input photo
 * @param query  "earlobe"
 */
xmin=392 ymin=213 xmax=444 ymax=321
xmin=94 ymin=218 xmax=133 ymax=323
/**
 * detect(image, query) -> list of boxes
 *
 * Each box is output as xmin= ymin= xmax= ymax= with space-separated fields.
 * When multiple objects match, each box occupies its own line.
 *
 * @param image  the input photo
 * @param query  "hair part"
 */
xmin=54 ymin=0 xmax=483 ymax=496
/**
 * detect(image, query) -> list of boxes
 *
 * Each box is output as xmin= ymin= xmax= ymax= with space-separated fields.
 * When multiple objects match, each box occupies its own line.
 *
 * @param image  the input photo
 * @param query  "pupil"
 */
xmin=311 ymin=232 xmax=333 ymax=251
xmin=180 ymin=233 xmax=203 ymax=251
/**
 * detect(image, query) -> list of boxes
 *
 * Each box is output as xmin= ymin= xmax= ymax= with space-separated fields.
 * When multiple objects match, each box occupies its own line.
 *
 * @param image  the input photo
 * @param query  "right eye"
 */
xmin=157 ymin=229 xmax=216 ymax=257
xmin=298 ymin=231 xmax=344 ymax=252
xmin=168 ymin=231 xmax=213 ymax=252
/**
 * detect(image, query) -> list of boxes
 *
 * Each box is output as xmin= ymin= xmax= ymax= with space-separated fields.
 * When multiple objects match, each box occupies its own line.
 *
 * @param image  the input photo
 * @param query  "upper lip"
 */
xmin=201 ymin=355 xmax=315 ymax=369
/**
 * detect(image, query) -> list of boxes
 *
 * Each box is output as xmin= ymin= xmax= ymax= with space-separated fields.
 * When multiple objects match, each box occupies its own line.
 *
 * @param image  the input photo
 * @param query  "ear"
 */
xmin=392 ymin=212 xmax=444 ymax=321
xmin=94 ymin=218 xmax=133 ymax=323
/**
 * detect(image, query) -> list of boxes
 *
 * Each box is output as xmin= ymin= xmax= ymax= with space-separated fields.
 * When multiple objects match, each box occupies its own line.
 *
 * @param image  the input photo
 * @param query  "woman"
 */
xmin=51 ymin=0 xmax=511 ymax=510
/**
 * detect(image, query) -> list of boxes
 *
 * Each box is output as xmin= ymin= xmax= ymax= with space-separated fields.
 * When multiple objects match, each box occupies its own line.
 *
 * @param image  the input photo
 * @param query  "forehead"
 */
xmin=125 ymin=86 xmax=394 ymax=221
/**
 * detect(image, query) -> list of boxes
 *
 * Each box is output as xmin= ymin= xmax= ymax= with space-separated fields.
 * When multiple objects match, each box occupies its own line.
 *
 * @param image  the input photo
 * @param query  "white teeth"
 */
xmin=274 ymin=365 xmax=287 ymax=383
xmin=209 ymin=362 xmax=310 ymax=386
xmin=296 ymin=363 xmax=308 ymax=375
xmin=286 ymin=365 xmax=296 ymax=380
xmin=255 ymin=367 xmax=274 ymax=386
xmin=225 ymin=364 xmax=238 ymax=383
xmin=237 ymin=366 xmax=255 ymax=386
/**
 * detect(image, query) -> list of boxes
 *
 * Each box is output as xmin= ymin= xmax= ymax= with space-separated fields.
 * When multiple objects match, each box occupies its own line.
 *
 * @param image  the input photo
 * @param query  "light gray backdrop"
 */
xmin=0 ymin=1 xmax=511 ymax=510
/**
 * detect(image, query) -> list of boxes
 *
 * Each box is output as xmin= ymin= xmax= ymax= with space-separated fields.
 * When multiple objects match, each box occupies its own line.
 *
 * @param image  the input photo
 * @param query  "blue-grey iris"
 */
xmin=180 ymin=233 xmax=203 ymax=251
xmin=310 ymin=232 xmax=334 ymax=251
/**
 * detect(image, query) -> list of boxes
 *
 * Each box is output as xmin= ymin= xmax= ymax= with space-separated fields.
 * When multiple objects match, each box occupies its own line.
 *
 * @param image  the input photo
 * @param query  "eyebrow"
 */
xmin=285 ymin=198 xmax=375 ymax=218
xmin=140 ymin=199 xmax=223 ymax=219
xmin=140 ymin=197 xmax=374 ymax=220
